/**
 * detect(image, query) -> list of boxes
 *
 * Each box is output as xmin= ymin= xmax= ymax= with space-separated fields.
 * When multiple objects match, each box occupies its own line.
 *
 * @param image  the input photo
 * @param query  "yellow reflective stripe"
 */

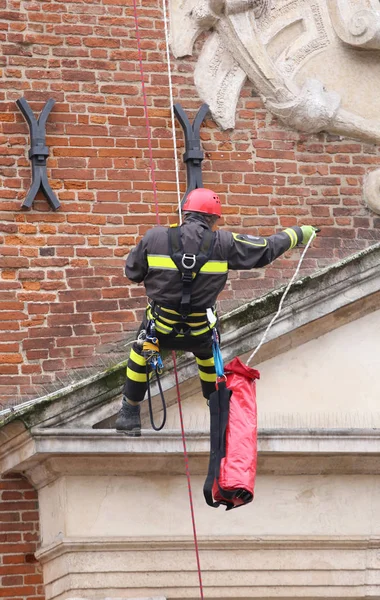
xmin=127 ymin=367 xmax=147 ymax=383
xmin=157 ymin=324 xmax=210 ymax=336
xmin=161 ymin=306 xmax=180 ymax=315
xmin=196 ymin=357 xmax=215 ymax=367
xmin=198 ymin=371 xmax=217 ymax=382
xmin=157 ymin=314 xmax=207 ymax=327
xmin=190 ymin=325 xmax=212 ymax=336
xmin=148 ymin=256 xmax=227 ymax=275
xmin=199 ymin=261 xmax=228 ymax=274
xmin=161 ymin=307 xmax=207 ymax=317
xmin=130 ymin=348 xmax=146 ymax=366
xmin=155 ymin=323 xmax=172 ymax=334
xmin=156 ymin=314 xmax=178 ymax=325
xmin=284 ymin=228 xmax=297 ymax=249
xmin=155 ymin=320 xmax=172 ymax=332
xmin=232 ymin=232 xmax=267 ymax=247
xmin=155 ymin=322 xmax=210 ymax=336
xmin=147 ymin=255 xmax=177 ymax=269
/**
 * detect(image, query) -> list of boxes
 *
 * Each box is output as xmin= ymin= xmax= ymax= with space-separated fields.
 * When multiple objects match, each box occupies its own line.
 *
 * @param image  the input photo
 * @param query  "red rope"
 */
xmin=132 ymin=2 xmax=204 ymax=597
xmin=172 ymin=351 xmax=205 ymax=598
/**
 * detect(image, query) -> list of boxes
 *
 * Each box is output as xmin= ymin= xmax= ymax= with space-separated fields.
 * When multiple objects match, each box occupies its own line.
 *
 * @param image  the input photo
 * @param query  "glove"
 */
xmin=300 ymin=225 xmax=319 ymax=245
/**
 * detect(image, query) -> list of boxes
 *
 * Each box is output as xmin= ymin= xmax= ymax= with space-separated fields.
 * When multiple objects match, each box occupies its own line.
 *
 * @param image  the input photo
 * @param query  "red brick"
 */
xmin=1 ymin=575 xmax=23 ymax=586
xmin=0 ymin=586 xmax=35 ymax=597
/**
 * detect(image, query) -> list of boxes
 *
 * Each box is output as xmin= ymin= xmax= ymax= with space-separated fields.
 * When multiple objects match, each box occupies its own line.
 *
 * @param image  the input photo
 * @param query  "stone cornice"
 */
xmin=3 ymin=427 xmax=380 ymax=487
xmin=35 ymin=534 xmax=380 ymax=563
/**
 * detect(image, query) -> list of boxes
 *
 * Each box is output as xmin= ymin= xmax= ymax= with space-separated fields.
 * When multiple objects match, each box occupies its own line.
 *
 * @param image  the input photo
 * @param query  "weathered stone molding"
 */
xmin=5 ymin=427 xmax=380 ymax=488
xmin=36 ymin=534 xmax=380 ymax=564
xmin=35 ymin=534 xmax=380 ymax=600
xmin=328 ymin=0 xmax=380 ymax=49
xmin=210 ymin=0 xmax=271 ymax=19
xmin=364 ymin=168 xmax=380 ymax=215
xmin=170 ymin=0 xmax=380 ymax=143
xmin=266 ymin=78 xmax=341 ymax=135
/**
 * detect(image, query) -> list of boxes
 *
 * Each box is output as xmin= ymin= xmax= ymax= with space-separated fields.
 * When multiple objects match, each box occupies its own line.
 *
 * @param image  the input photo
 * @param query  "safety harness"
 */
xmin=143 ymin=225 xmax=217 ymax=429
xmin=168 ymin=225 xmax=215 ymax=318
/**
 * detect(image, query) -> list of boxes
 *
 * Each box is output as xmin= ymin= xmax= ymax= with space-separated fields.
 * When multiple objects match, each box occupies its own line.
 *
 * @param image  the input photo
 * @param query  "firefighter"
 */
xmin=115 ymin=188 xmax=318 ymax=435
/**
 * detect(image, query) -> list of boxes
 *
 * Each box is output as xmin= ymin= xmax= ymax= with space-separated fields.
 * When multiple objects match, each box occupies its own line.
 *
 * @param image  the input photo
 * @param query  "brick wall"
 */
xmin=0 ymin=473 xmax=44 ymax=600
xmin=1 ymin=0 xmax=380 ymax=403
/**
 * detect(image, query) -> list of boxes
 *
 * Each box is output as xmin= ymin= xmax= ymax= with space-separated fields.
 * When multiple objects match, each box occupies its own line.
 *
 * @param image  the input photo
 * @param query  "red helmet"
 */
xmin=183 ymin=188 xmax=221 ymax=217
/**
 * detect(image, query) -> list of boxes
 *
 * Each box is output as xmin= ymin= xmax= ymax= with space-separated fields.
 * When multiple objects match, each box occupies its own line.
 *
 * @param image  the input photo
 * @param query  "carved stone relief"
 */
xmin=364 ymin=170 xmax=380 ymax=215
xmin=327 ymin=0 xmax=380 ymax=49
xmin=169 ymin=0 xmax=380 ymax=146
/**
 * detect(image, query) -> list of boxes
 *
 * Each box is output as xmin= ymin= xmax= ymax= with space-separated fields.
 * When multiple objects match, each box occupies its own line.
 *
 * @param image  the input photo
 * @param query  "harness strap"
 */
xmin=203 ymin=380 xmax=232 ymax=509
xmin=149 ymin=303 xmax=216 ymax=338
xmin=142 ymin=323 xmax=167 ymax=432
xmin=168 ymin=226 xmax=215 ymax=317
xmin=146 ymin=363 xmax=167 ymax=432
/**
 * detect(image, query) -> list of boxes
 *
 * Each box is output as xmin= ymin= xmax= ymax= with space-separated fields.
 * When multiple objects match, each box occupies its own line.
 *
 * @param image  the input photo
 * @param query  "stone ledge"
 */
xmin=3 ymin=428 xmax=380 ymax=487
xmin=36 ymin=534 xmax=380 ymax=563
xmin=36 ymin=535 xmax=380 ymax=600
xmin=28 ymin=426 xmax=380 ymax=456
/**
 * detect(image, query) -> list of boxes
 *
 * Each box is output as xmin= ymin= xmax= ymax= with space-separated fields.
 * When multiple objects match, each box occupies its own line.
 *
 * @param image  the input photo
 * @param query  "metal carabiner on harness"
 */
xmin=181 ymin=253 xmax=196 ymax=270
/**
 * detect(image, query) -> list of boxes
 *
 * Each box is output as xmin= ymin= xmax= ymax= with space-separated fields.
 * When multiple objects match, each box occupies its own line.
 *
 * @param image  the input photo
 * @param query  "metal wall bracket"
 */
xmin=173 ymin=102 xmax=210 ymax=206
xmin=16 ymin=97 xmax=60 ymax=211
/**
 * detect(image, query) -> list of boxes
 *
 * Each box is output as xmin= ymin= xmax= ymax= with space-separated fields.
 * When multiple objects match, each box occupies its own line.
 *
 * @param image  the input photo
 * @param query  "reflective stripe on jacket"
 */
xmin=125 ymin=214 xmax=302 ymax=310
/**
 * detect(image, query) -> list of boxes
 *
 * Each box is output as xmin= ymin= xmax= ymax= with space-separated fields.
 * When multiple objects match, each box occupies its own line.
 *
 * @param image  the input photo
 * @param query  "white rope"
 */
xmin=162 ymin=0 xmax=182 ymax=224
xmin=246 ymin=232 xmax=316 ymax=366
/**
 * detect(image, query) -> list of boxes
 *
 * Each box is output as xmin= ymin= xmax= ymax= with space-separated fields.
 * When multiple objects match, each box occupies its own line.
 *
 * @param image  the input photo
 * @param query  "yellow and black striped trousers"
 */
xmin=123 ymin=341 xmax=216 ymax=402
xmin=123 ymin=309 xmax=218 ymax=402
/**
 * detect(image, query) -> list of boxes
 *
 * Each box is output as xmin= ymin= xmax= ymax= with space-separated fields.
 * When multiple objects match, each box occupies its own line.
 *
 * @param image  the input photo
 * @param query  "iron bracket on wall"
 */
xmin=173 ymin=102 xmax=210 ymax=206
xmin=16 ymin=97 xmax=60 ymax=211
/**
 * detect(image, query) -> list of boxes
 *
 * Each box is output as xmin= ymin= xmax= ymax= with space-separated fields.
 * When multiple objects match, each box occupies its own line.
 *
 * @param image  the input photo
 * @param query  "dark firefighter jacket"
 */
xmin=125 ymin=214 xmax=303 ymax=311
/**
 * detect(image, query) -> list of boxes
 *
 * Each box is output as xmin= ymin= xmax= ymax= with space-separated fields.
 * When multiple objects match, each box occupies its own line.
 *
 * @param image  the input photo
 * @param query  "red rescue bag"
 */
xmin=203 ymin=357 xmax=260 ymax=510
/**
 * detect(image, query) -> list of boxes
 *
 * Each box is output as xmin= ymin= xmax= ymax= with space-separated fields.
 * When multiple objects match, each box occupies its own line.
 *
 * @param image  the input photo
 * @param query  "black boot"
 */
xmin=115 ymin=398 xmax=141 ymax=436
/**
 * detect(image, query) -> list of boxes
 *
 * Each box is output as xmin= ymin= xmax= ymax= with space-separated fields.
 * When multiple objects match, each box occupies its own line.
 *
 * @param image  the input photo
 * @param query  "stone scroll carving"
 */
xmin=327 ymin=0 xmax=380 ymax=49
xmin=169 ymin=0 xmax=380 ymax=145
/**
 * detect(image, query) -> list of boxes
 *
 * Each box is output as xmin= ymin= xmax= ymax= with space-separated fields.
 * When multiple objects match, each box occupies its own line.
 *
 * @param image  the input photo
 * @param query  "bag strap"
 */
xmin=203 ymin=380 xmax=232 ymax=509
xmin=168 ymin=226 xmax=215 ymax=317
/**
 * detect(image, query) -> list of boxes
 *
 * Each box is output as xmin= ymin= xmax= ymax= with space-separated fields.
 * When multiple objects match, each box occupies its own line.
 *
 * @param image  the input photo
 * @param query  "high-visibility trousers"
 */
xmin=123 ymin=322 xmax=217 ymax=403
